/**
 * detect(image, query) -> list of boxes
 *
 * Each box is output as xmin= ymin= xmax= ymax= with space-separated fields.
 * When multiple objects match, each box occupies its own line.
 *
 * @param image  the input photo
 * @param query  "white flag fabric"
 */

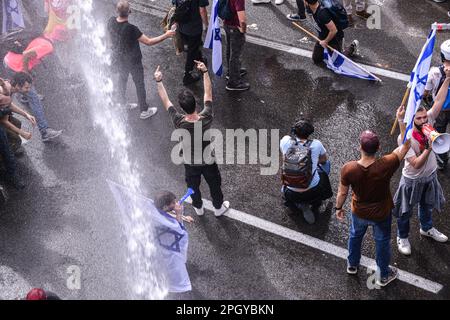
xmin=107 ymin=180 xmax=191 ymax=293
xmin=403 ymin=28 xmax=437 ymax=141
xmin=324 ymin=48 xmax=381 ymax=81
xmin=2 ymin=0 xmax=25 ymax=34
xmin=204 ymin=0 xmax=223 ymax=76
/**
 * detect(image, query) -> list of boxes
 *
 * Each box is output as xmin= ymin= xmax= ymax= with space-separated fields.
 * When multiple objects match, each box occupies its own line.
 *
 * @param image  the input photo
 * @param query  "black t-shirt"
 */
xmin=107 ymin=17 xmax=143 ymax=65
xmin=175 ymin=0 xmax=209 ymax=36
xmin=312 ymin=7 xmax=344 ymax=41
xmin=168 ymin=101 xmax=214 ymax=165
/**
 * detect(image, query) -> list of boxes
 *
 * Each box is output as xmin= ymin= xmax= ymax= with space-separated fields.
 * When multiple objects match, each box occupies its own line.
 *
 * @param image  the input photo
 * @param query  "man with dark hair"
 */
xmin=154 ymin=61 xmax=230 ymax=217
xmin=172 ymin=0 xmax=209 ymax=85
xmin=7 ymin=72 xmax=62 ymax=142
xmin=107 ymin=0 xmax=175 ymax=119
xmin=336 ymin=119 xmax=410 ymax=287
xmin=392 ymin=70 xmax=450 ymax=257
xmin=280 ymin=117 xmax=332 ymax=224
xmin=304 ymin=0 xmax=358 ymax=65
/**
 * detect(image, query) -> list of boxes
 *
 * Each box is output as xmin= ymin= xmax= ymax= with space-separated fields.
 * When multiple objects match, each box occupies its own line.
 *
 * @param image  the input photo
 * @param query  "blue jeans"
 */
xmin=23 ymin=87 xmax=49 ymax=135
xmin=397 ymin=203 xmax=433 ymax=239
xmin=0 ymin=125 xmax=16 ymax=177
xmin=348 ymin=213 xmax=392 ymax=278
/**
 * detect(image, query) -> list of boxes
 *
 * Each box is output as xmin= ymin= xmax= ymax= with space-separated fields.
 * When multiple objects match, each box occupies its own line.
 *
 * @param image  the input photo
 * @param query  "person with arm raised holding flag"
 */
xmin=423 ymin=40 xmax=450 ymax=170
xmin=392 ymin=69 xmax=450 ymax=256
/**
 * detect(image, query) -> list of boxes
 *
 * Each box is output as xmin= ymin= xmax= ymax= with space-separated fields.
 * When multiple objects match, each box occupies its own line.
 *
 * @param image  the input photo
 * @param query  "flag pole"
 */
xmin=292 ymin=22 xmax=382 ymax=82
xmin=390 ymin=86 xmax=410 ymax=135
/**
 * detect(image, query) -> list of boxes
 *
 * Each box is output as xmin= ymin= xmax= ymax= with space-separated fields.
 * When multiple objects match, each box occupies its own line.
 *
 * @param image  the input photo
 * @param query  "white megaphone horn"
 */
xmin=421 ymin=124 xmax=450 ymax=154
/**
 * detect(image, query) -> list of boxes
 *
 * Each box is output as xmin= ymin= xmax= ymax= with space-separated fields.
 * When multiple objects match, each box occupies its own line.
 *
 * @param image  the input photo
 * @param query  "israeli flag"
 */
xmin=2 ymin=0 xmax=25 ymax=34
xmin=107 ymin=180 xmax=191 ymax=293
xmin=324 ymin=48 xmax=381 ymax=81
xmin=403 ymin=28 xmax=437 ymax=141
xmin=204 ymin=0 xmax=223 ymax=76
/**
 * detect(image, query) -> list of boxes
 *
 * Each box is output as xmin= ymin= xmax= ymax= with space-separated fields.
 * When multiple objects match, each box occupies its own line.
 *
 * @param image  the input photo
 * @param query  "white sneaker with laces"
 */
xmin=194 ymin=206 xmax=204 ymax=216
xmin=251 ymin=0 xmax=271 ymax=4
xmin=140 ymin=107 xmax=157 ymax=119
xmin=214 ymin=201 xmax=230 ymax=217
xmin=420 ymin=228 xmax=448 ymax=242
xmin=397 ymin=237 xmax=411 ymax=255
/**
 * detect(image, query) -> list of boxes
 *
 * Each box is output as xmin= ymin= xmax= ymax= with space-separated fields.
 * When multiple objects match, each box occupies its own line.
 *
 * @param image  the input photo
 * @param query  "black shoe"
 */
xmin=183 ymin=72 xmax=201 ymax=85
xmin=225 ymin=68 xmax=248 ymax=80
xmin=226 ymin=81 xmax=250 ymax=91
xmin=4 ymin=175 xmax=25 ymax=190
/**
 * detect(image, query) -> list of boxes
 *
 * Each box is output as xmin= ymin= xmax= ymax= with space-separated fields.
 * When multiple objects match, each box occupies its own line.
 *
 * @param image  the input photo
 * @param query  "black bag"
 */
xmin=173 ymin=0 xmax=192 ymax=23
xmin=218 ymin=0 xmax=233 ymax=20
xmin=281 ymin=139 xmax=314 ymax=189
xmin=320 ymin=0 xmax=349 ymax=30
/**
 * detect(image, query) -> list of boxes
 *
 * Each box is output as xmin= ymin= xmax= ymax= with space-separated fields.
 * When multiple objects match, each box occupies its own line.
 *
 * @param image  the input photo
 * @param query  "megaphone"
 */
xmin=421 ymin=124 xmax=450 ymax=154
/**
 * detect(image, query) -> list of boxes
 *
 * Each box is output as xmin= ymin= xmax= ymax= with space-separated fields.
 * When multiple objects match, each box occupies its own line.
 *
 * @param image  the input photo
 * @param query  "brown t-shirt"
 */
xmin=340 ymin=153 xmax=400 ymax=221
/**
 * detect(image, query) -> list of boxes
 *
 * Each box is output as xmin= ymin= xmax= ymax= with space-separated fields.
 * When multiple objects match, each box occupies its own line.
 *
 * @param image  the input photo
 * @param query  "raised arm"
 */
xmin=138 ymin=30 xmax=175 ymax=46
xmin=194 ymin=60 xmax=211 ymax=103
xmin=429 ymin=68 xmax=450 ymax=120
xmin=154 ymin=66 xmax=174 ymax=111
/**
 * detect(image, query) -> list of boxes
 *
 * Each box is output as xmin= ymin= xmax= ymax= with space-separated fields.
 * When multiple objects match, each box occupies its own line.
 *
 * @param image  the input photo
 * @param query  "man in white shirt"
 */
xmin=392 ymin=67 xmax=450 ymax=256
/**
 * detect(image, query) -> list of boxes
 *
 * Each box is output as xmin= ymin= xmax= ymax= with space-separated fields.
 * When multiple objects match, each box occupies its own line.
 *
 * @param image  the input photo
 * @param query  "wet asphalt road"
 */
xmin=0 ymin=0 xmax=449 ymax=300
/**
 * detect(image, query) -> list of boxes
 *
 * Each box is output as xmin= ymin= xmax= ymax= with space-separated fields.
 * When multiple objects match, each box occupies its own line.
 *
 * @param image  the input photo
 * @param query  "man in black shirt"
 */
xmin=173 ymin=0 xmax=209 ymax=86
xmin=154 ymin=61 xmax=230 ymax=217
xmin=305 ymin=0 xmax=358 ymax=65
xmin=108 ymin=1 xmax=175 ymax=119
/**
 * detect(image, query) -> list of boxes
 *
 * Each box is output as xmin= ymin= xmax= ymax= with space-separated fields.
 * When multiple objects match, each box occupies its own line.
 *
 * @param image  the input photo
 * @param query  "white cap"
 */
xmin=441 ymin=40 xmax=450 ymax=61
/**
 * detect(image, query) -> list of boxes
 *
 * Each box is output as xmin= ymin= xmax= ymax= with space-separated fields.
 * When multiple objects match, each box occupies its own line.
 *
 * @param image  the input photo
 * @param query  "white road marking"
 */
xmin=130 ymin=1 xmax=410 ymax=82
xmin=188 ymin=198 xmax=443 ymax=294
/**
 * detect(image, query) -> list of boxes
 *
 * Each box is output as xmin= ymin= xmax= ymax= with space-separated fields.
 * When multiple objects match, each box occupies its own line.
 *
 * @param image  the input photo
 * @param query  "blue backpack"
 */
xmin=320 ymin=0 xmax=349 ymax=30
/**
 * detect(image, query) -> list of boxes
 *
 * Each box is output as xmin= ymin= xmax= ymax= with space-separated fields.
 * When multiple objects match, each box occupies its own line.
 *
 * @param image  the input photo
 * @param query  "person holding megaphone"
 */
xmin=392 ymin=68 xmax=450 ymax=256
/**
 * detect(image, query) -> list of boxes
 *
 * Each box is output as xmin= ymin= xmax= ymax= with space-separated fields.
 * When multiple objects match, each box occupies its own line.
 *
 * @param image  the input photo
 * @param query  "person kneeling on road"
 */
xmin=280 ymin=118 xmax=333 ymax=225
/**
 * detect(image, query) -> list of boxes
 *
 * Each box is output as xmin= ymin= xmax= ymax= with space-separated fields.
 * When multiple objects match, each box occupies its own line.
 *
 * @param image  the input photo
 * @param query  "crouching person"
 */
xmin=280 ymin=118 xmax=332 ymax=224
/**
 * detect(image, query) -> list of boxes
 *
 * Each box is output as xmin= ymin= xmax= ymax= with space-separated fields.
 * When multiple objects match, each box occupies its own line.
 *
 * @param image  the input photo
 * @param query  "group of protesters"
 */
xmin=0 ymin=0 xmax=449 ymax=296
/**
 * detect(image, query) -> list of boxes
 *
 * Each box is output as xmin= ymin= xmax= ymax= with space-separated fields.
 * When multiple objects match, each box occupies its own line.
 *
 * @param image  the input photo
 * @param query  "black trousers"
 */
xmin=312 ymin=38 xmax=343 ymax=65
xmin=296 ymin=0 xmax=307 ymax=18
xmin=180 ymin=32 xmax=204 ymax=74
xmin=184 ymin=163 xmax=224 ymax=209
xmin=224 ymin=25 xmax=246 ymax=85
xmin=118 ymin=61 xmax=148 ymax=112
xmin=284 ymin=172 xmax=333 ymax=208
xmin=434 ymin=111 xmax=450 ymax=165
xmin=0 ymin=125 xmax=16 ymax=178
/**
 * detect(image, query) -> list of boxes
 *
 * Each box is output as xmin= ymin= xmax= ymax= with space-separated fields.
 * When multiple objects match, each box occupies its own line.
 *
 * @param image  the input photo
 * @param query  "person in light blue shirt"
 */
xmin=280 ymin=118 xmax=332 ymax=224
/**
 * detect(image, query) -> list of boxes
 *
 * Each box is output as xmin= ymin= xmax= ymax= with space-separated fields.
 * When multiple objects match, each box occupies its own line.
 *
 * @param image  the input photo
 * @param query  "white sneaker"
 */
xmin=397 ymin=237 xmax=411 ymax=256
xmin=251 ymin=0 xmax=271 ymax=4
xmin=214 ymin=201 xmax=230 ymax=217
xmin=193 ymin=206 xmax=204 ymax=216
xmin=420 ymin=228 xmax=448 ymax=242
xmin=275 ymin=0 xmax=284 ymax=4
xmin=140 ymin=107 xmax=157 ymax=119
